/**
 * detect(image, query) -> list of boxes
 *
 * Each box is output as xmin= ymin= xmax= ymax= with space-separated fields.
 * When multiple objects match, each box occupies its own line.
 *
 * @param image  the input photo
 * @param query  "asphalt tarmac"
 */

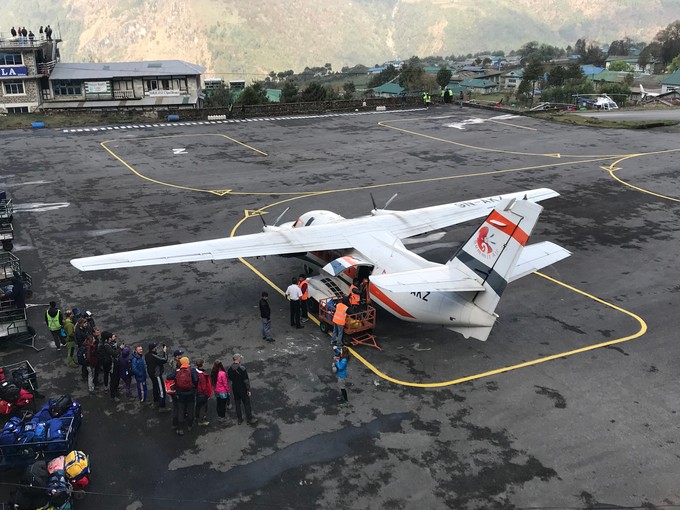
xmin=1 ymin=105 xmax=680 ymax=509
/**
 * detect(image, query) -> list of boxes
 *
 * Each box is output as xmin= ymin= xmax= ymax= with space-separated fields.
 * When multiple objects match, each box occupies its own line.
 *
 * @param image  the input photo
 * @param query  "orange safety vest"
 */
xmin=333 ymin=303 xmax=348 ymax=326
xmin=348 ymin=285 xmax=360 ymax=306
xmin=298 ymin=279 xmax=308 ymax=300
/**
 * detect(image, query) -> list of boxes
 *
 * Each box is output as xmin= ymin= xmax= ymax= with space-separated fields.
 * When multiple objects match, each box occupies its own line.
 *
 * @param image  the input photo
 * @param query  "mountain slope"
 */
xmin=5 ymin=0 xmax=677 ymax=78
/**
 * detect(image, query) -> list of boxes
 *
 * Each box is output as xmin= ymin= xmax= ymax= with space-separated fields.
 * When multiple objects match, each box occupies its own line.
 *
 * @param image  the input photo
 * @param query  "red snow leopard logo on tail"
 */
xmin=475 ymin=226 xmax=495 ymax=258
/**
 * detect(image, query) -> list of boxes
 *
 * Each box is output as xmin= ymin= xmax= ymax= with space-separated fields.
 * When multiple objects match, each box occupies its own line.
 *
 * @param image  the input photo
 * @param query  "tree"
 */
xmin=638 ymin=42 xmax=661 ymax=70
xmin=516 ymin=79 xmax=533 ymax=105
xmin=300 ymin=82 xmax=327 ymax=102
xmin=669 ymin=53 xmax=680 ymax=73
xmin=609 ymin=60 xmax=631 ymax=71
xmin=436 ymin=66 xmax=452 ymax=88
xmin=654 ymin=19 xmax=680 ymax=64
xmin=608 ymin=38 xmax=633 ymax=56
xmin=398 ymin=58 xmax=426 ymax=91
xmin=204 ymin=87 xmax=233 ymax=108
xmin=546 ymin=66 xmax=567 ymax=87
xmin=564 ymin=63 xmax=585 ymax=82
xmin=367 ymin=65 xmax=399 ymax=88
xmin=236 ymin=81 xmax=268 ymax=105
xmin=280 ymin=80 xmax=300 ymax=103
xmin=342 ymin=81 xmax=356 ymax=100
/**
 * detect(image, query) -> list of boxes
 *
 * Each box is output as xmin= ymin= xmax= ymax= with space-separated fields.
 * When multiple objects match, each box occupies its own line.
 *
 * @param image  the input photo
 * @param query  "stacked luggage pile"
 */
xmin=0 ymin=361 xmax=37 ymax=416
xmin=0 ymin=360 xmax=90 ymax=509
xmin=0 ymin=397 xmax=82 ymax=470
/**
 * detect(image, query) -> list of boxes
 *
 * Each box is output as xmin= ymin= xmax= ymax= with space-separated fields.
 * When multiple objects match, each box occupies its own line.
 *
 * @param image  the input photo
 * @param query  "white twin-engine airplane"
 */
xmin=71 ymin=188 xmax=570 ymax=341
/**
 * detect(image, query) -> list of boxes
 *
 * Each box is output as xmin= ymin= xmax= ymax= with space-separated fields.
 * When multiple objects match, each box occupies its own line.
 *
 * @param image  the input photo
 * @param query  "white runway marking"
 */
xmin=13 ymin=202 xmax=70 ymax=212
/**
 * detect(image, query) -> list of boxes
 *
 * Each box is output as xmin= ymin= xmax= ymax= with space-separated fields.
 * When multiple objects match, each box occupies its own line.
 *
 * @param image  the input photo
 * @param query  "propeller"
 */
xmin=273 ymin=207 xmax=290 ymax=227
xmin=384 ymin=193 xmax=398 ymax=209
xmin=370 ymin=193 xmax=398 ymax=212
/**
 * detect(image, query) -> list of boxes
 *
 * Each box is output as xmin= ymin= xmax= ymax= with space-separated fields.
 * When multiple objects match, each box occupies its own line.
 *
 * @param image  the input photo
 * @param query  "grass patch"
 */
xmin=527 ymin=112 xmax=679 ymax=130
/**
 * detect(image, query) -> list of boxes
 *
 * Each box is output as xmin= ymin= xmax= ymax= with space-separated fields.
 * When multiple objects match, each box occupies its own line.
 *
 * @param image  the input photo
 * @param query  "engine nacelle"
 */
xmin=291 ymin=210 xmax=345 ymax=228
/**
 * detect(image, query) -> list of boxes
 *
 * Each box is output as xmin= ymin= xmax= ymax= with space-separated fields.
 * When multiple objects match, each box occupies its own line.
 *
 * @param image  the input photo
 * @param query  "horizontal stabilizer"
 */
xmin=370 ymin=265 xmax=485 ymax=293
xmin=446 ymin=325 xmax=494 ymax=342
xmin=507 ymin=242 xmax=571 ymax=283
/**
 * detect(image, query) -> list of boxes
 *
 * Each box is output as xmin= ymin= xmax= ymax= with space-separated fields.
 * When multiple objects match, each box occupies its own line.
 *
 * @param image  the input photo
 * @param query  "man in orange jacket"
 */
xmin=330 ymin=297 xmax=349 ymax=346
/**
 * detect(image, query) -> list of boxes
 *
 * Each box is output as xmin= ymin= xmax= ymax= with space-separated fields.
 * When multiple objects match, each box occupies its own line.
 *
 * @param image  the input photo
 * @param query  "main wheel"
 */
xmin=2 ymin=240 xmax=13 ymax=251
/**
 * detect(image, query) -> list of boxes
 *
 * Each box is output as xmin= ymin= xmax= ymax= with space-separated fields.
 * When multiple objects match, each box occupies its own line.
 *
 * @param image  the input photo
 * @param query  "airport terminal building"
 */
xmin=42 ymin=61 xmax=205 ymax=110
xmin=0 ymin=31 xmax=205 ymax=113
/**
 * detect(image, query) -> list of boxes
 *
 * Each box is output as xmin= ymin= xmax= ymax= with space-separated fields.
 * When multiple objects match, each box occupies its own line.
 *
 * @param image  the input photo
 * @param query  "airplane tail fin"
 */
xmin=447 ymin=197 xmax=544 ymax=317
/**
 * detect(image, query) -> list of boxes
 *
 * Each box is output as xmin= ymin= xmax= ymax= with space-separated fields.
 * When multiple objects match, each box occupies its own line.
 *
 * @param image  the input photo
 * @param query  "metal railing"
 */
xmin=0 ymin=32 xmax=58 ymax=48
xmin=37 ymin=61 xmax=56 ymax=75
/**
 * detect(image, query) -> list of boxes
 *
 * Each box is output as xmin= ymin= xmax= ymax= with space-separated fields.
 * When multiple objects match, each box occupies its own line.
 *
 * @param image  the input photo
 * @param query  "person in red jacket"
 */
xmin=194 ymin=359 xmax=213 ymax=426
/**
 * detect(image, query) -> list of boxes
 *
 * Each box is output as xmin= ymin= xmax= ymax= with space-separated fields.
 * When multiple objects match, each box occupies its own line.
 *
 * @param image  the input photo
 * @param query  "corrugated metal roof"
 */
xmin=49 ymin=60 xmax=205 ymax=80
xmin=662 ymin=69 xmax=680 ymax=86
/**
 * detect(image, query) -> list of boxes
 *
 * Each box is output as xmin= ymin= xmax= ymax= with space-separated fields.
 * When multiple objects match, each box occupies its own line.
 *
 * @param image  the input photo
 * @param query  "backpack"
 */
xmin=96 ymin=341 xmax=109 ymax=364
xmin=64 ymin=450 xmax=90 ymax=482
xmin=175 ymin=367 xmax=193 ymax=391
xmin=197 ymin=372 xmax=212 ymax=397
xmin=0 ymin=381 xmax=20 ymax=402
xmin=77 ymin=345 xmax=88 ymax=366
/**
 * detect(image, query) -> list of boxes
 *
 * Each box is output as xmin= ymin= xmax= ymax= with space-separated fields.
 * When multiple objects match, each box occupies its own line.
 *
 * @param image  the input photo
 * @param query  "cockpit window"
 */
xmin=305 ymin=217 xmax=315 ymax=226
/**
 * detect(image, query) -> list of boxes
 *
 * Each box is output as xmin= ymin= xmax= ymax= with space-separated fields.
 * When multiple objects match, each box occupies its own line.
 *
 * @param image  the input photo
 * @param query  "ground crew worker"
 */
xmin=440 ymin=88 xmax=446 ymax=103
xmin=425 ymin=92 xmax=431 ymax=108
xmin=359 ymin=277 xmax=371 ymax=307
xmin=348 ymin=278 xmax=360 ymax=311
xmin=447 ymin=88 xmax=454 ymax=103
xmin=422 ymin=91 xmax=429 ymax=107
xmin=298 ymin=274 xmax=309 ymax=322
xmin=330 ymin=297 xmax=349 ymax=346
xmin=45 ymin=300 xmax=64 ymax=350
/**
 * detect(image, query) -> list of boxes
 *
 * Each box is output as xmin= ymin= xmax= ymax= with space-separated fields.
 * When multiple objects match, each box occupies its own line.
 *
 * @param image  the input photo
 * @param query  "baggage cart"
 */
xmin=0 ymin=252 xmax=32 ymax=296
xmin=0 ymin=192 xmax=12 ymax=224
xmin=0 ymin=305 xmax=40 ymax=352
xmin=1 ymin=360 xmax=38 ymax=394
xmin=318 ymin=298 xmax=381 ymax=350
xmin=0 ymin=416 xmax=78 ymax=470
xmin=0 ymin=223 xmax=12 ymax=252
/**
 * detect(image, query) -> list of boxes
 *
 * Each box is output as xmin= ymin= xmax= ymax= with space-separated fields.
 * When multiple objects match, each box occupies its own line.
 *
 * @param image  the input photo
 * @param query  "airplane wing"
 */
xmin=506 ymin=241 xmax=571 ymax=283
xmin=71 ymin=188 xmax=559 ymax=272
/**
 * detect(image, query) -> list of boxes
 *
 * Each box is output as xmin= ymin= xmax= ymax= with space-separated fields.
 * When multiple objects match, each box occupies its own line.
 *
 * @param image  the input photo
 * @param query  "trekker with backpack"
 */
xmin=194 ymin=359 xmax=213 ymax=426
xmin=119 ymin=347 xmax=133 ymax=399
xmin=166 ymin=356 xmax=198 ymax=436
xmin=131 ymin=345 xmax=148 ymax=403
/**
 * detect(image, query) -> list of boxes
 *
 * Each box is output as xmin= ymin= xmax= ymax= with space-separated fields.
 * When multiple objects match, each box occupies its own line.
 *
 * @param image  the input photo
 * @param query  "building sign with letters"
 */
xmin=85 ymin=81 xmax=110 ymax=94
xmin=0 ymin=66 xmax=28 ymax=77
xmin=147 ymin=89 xmax=181 ymax=97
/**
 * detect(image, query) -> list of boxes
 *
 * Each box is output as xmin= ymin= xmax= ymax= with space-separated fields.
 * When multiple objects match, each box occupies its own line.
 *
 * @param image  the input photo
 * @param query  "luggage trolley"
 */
xmin=0 ymin=252 xmax=32 ymax=298
xmin=1 ymin=360 xmax=38 ymax=395
xmin=0 ymin=192 xmax=13 ymax=252
xmin=0 ymin=416 xmax=78 ymax=471
xmin=318 ymin=298 xmax=381 ymax=350
xmin=0 ymin=305 xmax=40 ymax=352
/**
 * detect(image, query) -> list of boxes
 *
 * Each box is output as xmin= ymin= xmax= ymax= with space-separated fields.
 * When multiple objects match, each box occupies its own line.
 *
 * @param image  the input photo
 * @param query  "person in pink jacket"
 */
xmin=210 ymin=360 xmax=231 ymax=423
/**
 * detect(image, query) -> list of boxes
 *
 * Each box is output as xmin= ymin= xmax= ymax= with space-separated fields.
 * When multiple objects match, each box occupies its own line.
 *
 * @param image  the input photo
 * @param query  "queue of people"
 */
xmin=45 ymin=302 xmax=260 ymax=436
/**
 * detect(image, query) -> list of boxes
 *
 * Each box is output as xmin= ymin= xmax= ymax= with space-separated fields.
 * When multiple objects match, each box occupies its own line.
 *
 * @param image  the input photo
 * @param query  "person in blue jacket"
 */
xmin=131 ymin=345 xmax=148 ymax=403
xmin=333 ymin=346 xmax=349 ymax=405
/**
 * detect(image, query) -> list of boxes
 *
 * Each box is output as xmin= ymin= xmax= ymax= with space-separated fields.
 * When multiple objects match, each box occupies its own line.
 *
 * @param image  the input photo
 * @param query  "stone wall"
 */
xmin=41 ymin=96 xmax=424 ymax=120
